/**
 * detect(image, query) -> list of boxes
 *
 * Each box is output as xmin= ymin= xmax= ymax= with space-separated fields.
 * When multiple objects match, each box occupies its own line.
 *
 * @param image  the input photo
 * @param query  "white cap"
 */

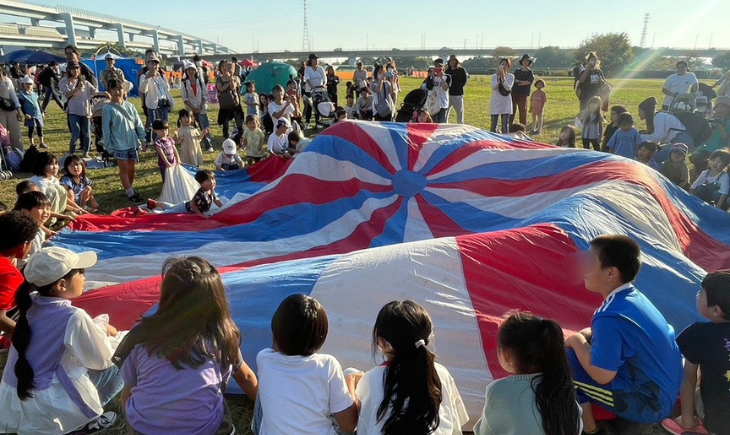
xmin=276 ymin=117 xmax=291 ymax=129
xmin=24 ymin=247 xmax=97 ymax=287
xmin=222 ymin=139 xmax=237 ymax=154
xmin=21 ymin=77 xmax=34 ymax=85
xmin=183 ymin=61 xmax=196 ymax=70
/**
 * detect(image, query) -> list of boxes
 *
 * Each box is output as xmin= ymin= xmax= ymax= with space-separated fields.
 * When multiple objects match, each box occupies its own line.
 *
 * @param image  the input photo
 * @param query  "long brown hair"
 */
xmin=131 ymin=257 xmax=241 ymax=369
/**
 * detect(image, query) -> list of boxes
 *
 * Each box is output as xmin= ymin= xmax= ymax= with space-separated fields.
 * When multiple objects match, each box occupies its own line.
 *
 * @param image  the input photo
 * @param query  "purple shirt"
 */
xmin=155 ymin=137 xmax=177 ymax=170
xmin=121 ymin=344 xmax=233 ymax=435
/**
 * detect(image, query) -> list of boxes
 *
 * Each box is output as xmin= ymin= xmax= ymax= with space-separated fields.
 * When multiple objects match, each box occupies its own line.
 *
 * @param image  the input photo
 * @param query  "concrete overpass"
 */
xmin=204 ymin=47 xmax=729 ymax=64
xmin=0 ymin=0 xmax=228 ymax=55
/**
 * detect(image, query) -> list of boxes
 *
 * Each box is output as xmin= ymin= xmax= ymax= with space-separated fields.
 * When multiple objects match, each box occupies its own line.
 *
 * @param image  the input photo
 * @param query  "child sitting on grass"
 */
xmin=268 ymin=118 xmax=295 ymax=158
xmin=15 ymin=180 xmax=75 ymax=233
xmin=13 ymin=191 xmax=51 ymax=262
xmin=0 ymin=211 xmax=38 ymax=343
xmin=556 ymin=125 xmax=577 ymax=148
xmin=60 ymin=155 xmax=99 ymax=212
xmin=634 ymin=141 xmax=660 ymax=171
xmin=214 ymin=139 xmax=244 ymax=171
xmin=690 ymin=149 xmax=730 ymax=210
xmin=28 ymin=152 xmax=85 ymax=219
xmin=607 ymin=112 xmax=642 ymax=159
xmin=662 ymin=270 xmax=730 ymax=435
xmin=242 ymin=114 xmax=265 ymax=166
xmin=660 ymin=144 xmax=691 ymax=190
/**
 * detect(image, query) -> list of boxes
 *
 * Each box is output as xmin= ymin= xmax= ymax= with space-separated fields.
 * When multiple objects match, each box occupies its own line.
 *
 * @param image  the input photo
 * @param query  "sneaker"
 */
xmin=39 ymin=142 xmax=49 ymax=149
xmin=661 ymin=417 xmax=709 ymax=435
xmin=207 ymin=146 xmax=214 ymax=152
xmin=67 ymin=411 xmax=117 ymax=434
xmin=128 ymin=193 xmax=143 ymax=203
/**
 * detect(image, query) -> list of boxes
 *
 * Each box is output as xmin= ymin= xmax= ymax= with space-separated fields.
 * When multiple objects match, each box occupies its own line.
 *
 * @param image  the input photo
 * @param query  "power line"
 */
xmin=302 ymin=0 xmax=310 ymax=52
xmin=640 ymin=13 xmax=650 ymax=48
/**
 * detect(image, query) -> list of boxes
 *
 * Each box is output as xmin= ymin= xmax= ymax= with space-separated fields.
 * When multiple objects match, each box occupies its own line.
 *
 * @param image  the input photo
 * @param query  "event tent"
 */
xmin=0 ymin=49 xmax=65 ymax=65
xmin=82 ymin=56 xmax=143 ymax=96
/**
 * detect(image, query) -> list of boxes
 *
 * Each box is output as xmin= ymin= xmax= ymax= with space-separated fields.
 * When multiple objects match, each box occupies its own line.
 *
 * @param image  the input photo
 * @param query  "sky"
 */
xmin=3 ymin=0 xmax=729 ymax=54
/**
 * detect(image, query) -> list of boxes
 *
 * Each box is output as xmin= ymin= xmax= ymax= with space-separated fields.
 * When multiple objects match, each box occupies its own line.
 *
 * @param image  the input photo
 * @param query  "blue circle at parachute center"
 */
xmin=391 ymin=170 xmax=428 ymax=198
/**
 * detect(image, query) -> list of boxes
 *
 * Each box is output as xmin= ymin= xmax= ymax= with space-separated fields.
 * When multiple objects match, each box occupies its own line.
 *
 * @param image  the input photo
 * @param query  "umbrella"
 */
xmin=0 ymin=49 xmax=66 ymax=65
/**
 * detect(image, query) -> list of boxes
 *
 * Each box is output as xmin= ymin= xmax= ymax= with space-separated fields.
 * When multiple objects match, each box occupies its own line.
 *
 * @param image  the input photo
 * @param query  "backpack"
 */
xmin=673 ymin=112 xmax=713 ymax=146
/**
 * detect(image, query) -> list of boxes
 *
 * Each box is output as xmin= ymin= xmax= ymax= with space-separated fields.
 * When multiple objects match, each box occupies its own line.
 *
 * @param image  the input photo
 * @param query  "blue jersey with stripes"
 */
xmin=590 ymin=285 xmax=683 ymax=423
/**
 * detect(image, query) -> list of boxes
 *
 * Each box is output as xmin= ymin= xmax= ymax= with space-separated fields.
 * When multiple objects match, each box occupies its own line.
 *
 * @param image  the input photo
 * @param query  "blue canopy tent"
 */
xmin=82 ymin=56 xmax=143 ymax=97
xmin=241 ymin=62 xmax=297 ymax=95
xmin=0 ymin=50 xmax=65 ymax=65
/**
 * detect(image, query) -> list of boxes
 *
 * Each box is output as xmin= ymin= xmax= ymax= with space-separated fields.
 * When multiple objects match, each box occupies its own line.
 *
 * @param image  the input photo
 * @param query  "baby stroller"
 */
xmin=395 ymin=89 xmax=428 ymax=122
xmin=90 ymin=95 xmax=113 ymax=167
xmin=311 ymin=86 xmax=336 ymax=130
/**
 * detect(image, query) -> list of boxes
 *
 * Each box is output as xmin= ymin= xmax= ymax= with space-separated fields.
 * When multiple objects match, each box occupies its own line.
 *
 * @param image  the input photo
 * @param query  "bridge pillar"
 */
xmin=88 ymin=27 xmax=96 ymax=39
xmin=347 ymin=55 xmax=357 ymax=66
xmin=107 ymin=23 xmax=125 ymax=47
xmin=212 ymin=43 xmax=218 ymax=54
xmin=30 ymin=18 xmax=40 ymax=26
xmin=195 ymin=40 xmax=203 ymax=55
xmin=58 ymin=12 xmax=77 ymax=47
xmin=177 ymin=35 xmax=185 ymax=56
xmin=147 ymin=29 xmax=160 ymax=54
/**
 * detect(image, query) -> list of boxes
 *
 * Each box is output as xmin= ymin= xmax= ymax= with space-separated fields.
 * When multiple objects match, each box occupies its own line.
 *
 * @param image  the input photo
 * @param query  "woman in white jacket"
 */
xmin=181 ymin=62 xmax=213 ymax=151
xmin=490 ymin=58 xmax=514 ymax=134
xmin=139 ymin=54 xmax=173 ymax=147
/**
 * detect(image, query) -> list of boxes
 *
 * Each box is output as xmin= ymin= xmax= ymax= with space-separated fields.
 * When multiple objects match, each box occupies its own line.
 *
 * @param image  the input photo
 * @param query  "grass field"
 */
xmin=0 ymin=77 xmax=671 ymax=435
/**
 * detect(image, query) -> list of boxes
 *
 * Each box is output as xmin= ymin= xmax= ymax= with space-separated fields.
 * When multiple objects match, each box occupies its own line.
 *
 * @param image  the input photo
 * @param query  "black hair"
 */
xmin=709 ymin=149 xmax=730 ymax=166
xmin=106 ymin=79 xmax=122 ymax=90
xmin=178 ymin=108 xmax=191 ymax=119
xmin=271 ymin=294 xmax=328 ymax=356
xmin=610 ymin=105 xmax=628 ymax=117
xmin=638 ymin=97 xmax=657 ymax=134
xmin=335 ymin=109 xmax=347 ymax=119
xmin=63 ymin=44 xmax=79 ymax=55
xmin=272 ymin=84 xmax=284 ymax=93
xmin=509 ymin=123 xmax=526 ymax=133
xmin=702 ymin=270 xmax=730 ymax=320
xmin=0 ymin=211 xmax=38 ymax=252
xmin=617 ymin=112 xmax=633 ymax=127
xmin=245 ymin=114 xmax=258 ymax=124
xmin=31 ymin=152 xmax=57 ymax=177
xmin=534 ymin=79 xmax=545 ymax=87
xmin=498 ymin=311 xmax=580 ymax=435
xmin=637 ymin=141 xmax=658 ymax=153
xmin=193 ymin=54 xmax=201 ymax=62
xmin=231 ymin=56 xmax=238 ymax=62
xmin=15 ymin=180 xmax=37 ymax=196
xmin=14 ymin=191 xmax=50 ymax=213
xmin=63 ymin=154 xmax=87 ymax=180
xmin=373 ymin=300 xmax=442 ymax=435
xmin=152 ymin=119 xmax=169 ymax=131
xmin=589 ymin=235 xmax=641 ymax=283
xmin=194 ymin=169 xmax=215 ymax=184
xmin=13 ymin=267 xmax=80 ymax=399
xmin=288 ymin=131 xmax=302 ymax=143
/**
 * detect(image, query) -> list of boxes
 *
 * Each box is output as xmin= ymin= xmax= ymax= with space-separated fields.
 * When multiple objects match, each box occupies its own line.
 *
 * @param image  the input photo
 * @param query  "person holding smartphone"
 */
xmin=578 ymin=52 xmax=606 ymax=110
xmin=429 ymin=59 xmax=451 ymax=123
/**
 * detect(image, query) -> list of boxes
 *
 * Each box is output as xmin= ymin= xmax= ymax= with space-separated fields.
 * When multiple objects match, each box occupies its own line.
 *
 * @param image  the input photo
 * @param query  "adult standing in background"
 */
xmin=353 ymin=61 xmax=368 ymax=97
xmin=490 ymin=58 xmax=514 ymax=133
xmin=577 ymin=52 xmax=605 ymax=110
xmin=0 ymin=67 xmax=23 ymax=150
xmin=422 ymin=59 xmax=451 ymax=123
xmin=215 ymin=60 xmax=244 ymax=142
xmin=139 ymin=53 xmax=174 ymax=146
xmin=231 ymin=57 xmax=242 ymax=79
xmin=63 ymin=45 xmax=97 ymax=88
xmin=511 ymin=54 xmax=534 ymax=126
xmin=38 ymin=61 xmax=63 ymax=112
xmin=304 ymin=53 xmax=326 ymax=129
xmin=661 ymin=60 xmax=699 ymax=111
xmin=182 ymin=62 xmax=213 ymax=152
xmin=101 ymin=54 xmax=125 ymax=91
xmin=446 ymin=54 xmax=468 ymax=124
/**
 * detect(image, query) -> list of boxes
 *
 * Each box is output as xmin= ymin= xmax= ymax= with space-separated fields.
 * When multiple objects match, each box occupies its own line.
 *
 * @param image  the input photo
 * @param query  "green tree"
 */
xmin=712 ymin=51 xmax=730 ymax=70
xmin=532 ymin=46 xmax=573 ymax=69
xmin=493 ymin=46 xmax=515 ymax=59
xmin=575 ymin=33 xmax=634 ymax=77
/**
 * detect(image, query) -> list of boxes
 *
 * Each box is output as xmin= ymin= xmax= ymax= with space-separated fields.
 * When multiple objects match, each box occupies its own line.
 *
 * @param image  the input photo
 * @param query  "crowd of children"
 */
xmin=0 ymin=230 xmax=727 ymax=435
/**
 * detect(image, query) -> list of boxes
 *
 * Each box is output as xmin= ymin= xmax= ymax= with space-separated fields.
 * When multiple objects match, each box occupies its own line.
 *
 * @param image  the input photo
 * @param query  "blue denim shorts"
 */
xmin=113 ymin=148 xmax=139 ymax=161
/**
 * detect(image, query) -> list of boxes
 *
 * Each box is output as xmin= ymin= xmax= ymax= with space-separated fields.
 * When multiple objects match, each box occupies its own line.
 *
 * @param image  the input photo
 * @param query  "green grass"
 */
xmin=0 ymin=78 xmax=672 ymax=435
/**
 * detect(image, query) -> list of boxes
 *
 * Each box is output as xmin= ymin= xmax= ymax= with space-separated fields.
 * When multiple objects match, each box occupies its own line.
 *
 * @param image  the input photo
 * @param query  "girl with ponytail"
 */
xmin=0 ymin=247 xmax=122 ymax=435
xmin=355 ymin=300 xmax=469 ymax=435
xmin=473 ymin=311 xmax=582 ymax=435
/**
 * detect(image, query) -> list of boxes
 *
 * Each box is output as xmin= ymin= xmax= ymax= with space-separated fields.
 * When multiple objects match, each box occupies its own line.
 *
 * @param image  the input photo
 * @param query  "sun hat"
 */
xmin=67 ymin=60 xmax=80 ymax=69
xmin=21 ymin=77 xmax=34 ymax=85
xmin=222 ymin=139 xmax=237 ymax=154
xmin=104 ymin=54 xmax=115 ymax=60
xmin=670 ymin=143 xmax=689 ymax=156
xmin=183 ymin=61 xmax=196 ymax=70
xmin=308 ymin=53 xmax=318 ymax=60
xmin=24 ymin=247 xmax=97 ymax=287
xmin=519 ymin=54 xmax=534 ymax=65
xmin=147 ymin=53 xmax=160 ymax=63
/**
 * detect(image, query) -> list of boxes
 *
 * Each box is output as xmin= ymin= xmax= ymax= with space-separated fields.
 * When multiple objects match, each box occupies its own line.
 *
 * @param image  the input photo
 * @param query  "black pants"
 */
xmin=582 ymin=138 xmax=600 ymax=151
xmin=41 ymin=86 xmax=63 ymax=112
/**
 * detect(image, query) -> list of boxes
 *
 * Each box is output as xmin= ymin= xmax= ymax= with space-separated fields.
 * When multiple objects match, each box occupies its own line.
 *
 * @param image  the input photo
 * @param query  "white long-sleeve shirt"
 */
xmin=640 ymin=112 xmax=685 ymax=144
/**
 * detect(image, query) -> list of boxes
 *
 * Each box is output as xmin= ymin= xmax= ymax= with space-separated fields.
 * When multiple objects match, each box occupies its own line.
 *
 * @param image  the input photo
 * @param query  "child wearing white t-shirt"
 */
xmin=254 ymin=294 xmax=357 ymax=435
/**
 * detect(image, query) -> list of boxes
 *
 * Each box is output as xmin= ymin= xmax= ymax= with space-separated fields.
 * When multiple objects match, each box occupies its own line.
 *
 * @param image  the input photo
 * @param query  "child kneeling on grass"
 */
xmin=662 ymin=270 xmax=730 ymax=435
xmin=0 ymin=247 xmax=123 ymax=435
xmin=564 ymin=235 xmax=682 ymax=435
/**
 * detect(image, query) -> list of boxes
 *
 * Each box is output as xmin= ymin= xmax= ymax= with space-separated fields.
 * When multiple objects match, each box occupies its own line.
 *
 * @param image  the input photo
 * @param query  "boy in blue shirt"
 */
xmin=662 ymin=270 xmax=730 ymax=435
xmin=607 ymin=112 xmax=642 ymax=159
xmin=565 ymin=235 xmax=683 ymax=435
